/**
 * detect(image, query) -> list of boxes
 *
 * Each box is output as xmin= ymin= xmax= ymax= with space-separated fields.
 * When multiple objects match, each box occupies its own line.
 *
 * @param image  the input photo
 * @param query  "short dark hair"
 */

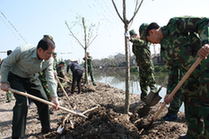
xmin=37 ymin=37 xmax=55 ymax=51
xmin=146 ymin=22 xmax=160 ymax=36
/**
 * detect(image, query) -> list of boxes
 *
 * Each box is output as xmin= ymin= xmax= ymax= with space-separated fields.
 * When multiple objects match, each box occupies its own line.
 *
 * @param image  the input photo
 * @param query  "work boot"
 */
xmin=178 ymin=134 xmax=189 ymax=139
xmin=163 ymin=112 xmax=178 ymax=121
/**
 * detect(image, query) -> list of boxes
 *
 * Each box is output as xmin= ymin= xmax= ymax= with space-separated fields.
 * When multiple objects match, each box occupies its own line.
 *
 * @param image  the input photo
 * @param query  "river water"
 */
xmin=94 ymin=71 xmax=185 ymax=113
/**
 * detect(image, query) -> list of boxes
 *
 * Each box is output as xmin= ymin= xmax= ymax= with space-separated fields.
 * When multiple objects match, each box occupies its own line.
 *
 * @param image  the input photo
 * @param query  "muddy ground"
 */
xmin=0 ymin=75 xmax=187 ymax=139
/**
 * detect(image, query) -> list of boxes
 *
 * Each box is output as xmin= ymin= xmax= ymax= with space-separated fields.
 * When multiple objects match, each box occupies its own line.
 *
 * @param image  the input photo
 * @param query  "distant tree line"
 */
xmin=59 ymin=53 xmax=168 ymax=73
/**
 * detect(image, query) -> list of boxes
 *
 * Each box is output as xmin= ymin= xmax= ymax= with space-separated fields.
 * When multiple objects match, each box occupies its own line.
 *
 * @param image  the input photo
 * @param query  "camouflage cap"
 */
xmin=53 ymin=52 xmax=57 ymax=56
xmin=43 ymin=35 xmax=53 ymax=40
xmin=129 ymin=29 xmax=137 ymax=37
xmin=59 ymin=61 xmax=65 ymax=65
xmin=87 ymin=52 xmax=89 ymax=54
xmin=139 ymin=23 xmax=149 ymax=41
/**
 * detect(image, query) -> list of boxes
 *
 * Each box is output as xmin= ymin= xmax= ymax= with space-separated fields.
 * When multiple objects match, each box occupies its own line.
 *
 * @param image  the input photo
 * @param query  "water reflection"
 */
xmin=94 ymin=70 xmax=184 ymax=113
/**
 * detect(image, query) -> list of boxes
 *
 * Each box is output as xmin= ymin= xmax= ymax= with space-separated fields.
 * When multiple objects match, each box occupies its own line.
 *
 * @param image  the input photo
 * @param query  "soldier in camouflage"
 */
xmin=2 ymin=50 xmax=13 ymax=103
xmin=52 ymin=52 xmax=58 ymax=74
xmin=83 ymin=52 xmax=96 ymax=86
xmin=38 ymin=69 xmax=51 ymax=101
xmin=56 ymin=61 xmax=70 ymax=83
xmin=129 ymin=29 xmax=157 ymax=101
xmin=139 ymin=16 xmax=209 ymax=139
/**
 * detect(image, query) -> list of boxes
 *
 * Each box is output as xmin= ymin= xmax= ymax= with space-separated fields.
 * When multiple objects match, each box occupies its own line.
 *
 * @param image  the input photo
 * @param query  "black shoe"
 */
xmin=93 ymin=83 xmax=96 ymax=86
xmin=41 ymin=126 xmax=55 ymax=134
xmin=49 ymin=110 xmax=54 ymax=115
xmin=178 ymin=134 xmax=189 ymax=139
xmin=163 ymin=112 xmax=178 ymax=121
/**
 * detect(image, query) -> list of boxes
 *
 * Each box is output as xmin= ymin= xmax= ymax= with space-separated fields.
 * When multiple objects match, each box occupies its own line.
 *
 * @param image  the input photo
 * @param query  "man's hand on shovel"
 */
xmin=164 ymin=44 xmax=209 ymax=105
xmin=52 ymin=97 xmax=59 ymax=110
xmin=198 ymin=44 xmax=209 ymax=59
xmin=164 ymin=94 xmax=173 ymax=104
xmin=0 ymin=82 xmax=9 ymax=92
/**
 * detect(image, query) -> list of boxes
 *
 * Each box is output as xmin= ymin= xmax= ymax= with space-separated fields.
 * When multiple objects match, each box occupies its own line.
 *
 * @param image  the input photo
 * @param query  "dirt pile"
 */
xmin=0 ymin=80 xmax=187 ymax=139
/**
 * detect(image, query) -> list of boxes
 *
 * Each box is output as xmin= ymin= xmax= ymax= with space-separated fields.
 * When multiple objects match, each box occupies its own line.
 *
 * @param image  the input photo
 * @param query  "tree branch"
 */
xmin=128 ymin=0 xmax=144 ymax=24
xmin=88 ymin=34 xmax=98 ymax=48
xmin=111 ymin=0 xmax=124 ymax=23
xmin=65 ymin=21 xmax=85 ymax=49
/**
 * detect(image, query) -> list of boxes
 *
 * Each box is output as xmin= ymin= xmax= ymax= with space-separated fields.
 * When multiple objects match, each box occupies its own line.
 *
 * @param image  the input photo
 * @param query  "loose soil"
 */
xmin=0 ymin=75 xmax=187 ymax=139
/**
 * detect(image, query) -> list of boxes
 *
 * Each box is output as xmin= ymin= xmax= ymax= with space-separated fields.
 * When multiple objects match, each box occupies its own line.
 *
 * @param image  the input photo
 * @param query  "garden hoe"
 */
xmin=2 ymin=86 xmax=88 ymax=119
xmin=138 ymin=57 xmax=202 ymax=130
xmin=145 ymin=76 xmax=169 ymax=106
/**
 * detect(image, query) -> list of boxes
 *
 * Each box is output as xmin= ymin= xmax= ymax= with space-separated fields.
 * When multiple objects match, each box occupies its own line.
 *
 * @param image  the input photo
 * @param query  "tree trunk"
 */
xmin=123 ymin=0 xmax=130 ymax=114
xmin=111 ymin=0 xmax=144 ymax=114
xmin=82 ymin=17 xmax=89 ymax=84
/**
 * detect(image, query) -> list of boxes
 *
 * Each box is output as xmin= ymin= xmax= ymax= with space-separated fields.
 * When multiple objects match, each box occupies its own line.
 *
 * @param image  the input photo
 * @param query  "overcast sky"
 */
xmin=0 ymin=0 xmax=208 ymax=63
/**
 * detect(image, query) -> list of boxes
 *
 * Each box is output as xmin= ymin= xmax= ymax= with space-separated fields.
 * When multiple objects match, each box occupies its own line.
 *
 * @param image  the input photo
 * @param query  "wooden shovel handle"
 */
xmin=153 ymin=57 xmax=202 ymax=121
xmin=7 ymin=87 xmax=88 ymax=118
xmin=57 ymin=76 xmax=69 ymax=82
xmin=55 ymin=75 xmax=75 ymax=109
xmin=156 ymin=76 xmax=169 ymax=94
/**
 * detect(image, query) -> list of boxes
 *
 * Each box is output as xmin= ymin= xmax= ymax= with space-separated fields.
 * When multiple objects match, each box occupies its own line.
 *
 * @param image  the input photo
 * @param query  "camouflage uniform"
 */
xmin=56 ymin=64 xmax=66 ymax=83
xmin=1 ymin=50 xmax=13 ymax=102
xmin=131 ymin=38 xmax=157 ymax=101
xmin=141 ymin=16 xmax=209 ymax=139
xmin=83 ymin=55 xmax=96 ymax=85
xmin=166 ymin=67 xmax=183 ymax=116
xmin=38 ymin=70 xmax=51 ymax=101
xmin=6 ymin=88 xmax=12 ymax=102
xmin=53 ymin=56 xmax=58 ymax=71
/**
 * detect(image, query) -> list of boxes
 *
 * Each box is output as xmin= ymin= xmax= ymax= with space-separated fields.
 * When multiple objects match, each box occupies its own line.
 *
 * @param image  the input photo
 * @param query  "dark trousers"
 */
xmin=8 ymin=72 xmax=50 ymax=137
xmin=71 ymin=70 xmax=83 ymax=94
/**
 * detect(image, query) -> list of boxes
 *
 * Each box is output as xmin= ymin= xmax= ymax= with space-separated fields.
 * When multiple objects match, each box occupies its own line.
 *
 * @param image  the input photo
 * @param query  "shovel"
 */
xmin=140 ymin=57 xmax=202 ymax=129
xmin=145 ymin=76 xmax=169 ymax=106
xmin=3 ymin=86 xmax=88 ymax=119
xmin=55 ymin=75 xmax=82 ymax=113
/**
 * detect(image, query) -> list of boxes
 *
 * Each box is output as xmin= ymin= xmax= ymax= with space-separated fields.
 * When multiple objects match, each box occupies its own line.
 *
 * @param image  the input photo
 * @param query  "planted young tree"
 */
xmin=65 ymin=17 xmax=98 ymax=84
xmin=111 ymin=0 xmax=144 ymax=114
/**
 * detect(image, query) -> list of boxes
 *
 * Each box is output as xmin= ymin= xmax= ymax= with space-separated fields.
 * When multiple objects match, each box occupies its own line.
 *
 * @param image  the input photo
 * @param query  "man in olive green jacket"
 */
xmin=1 ymin=35 xmax=59 ymax=138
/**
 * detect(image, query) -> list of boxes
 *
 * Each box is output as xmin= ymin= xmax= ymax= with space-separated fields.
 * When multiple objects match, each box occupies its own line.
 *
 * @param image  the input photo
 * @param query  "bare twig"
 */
xmin=88 ymin=34 xmax=98 ymax=47
xmin=128 ymin=0 xmax=144 ymax=24
xmin=111 ymin=0 xmax=124 ymax=23
xmin=65 ymin=21 xmax=85 ymax=49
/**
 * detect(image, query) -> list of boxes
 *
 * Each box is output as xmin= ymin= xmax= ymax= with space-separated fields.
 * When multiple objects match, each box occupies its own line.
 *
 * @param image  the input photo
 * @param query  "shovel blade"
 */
xmin=145 ymin=90 xmax=162 ymax=106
